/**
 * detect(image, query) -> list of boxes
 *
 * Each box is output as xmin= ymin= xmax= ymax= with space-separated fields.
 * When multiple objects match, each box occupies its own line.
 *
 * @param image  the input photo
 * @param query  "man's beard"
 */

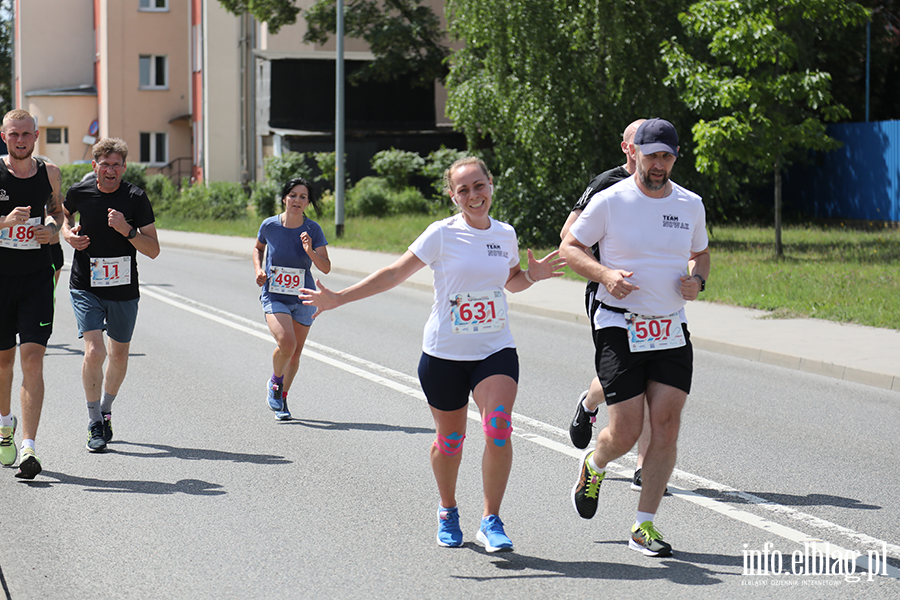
xmin=638 ymin=162 xmax=669 ymax=192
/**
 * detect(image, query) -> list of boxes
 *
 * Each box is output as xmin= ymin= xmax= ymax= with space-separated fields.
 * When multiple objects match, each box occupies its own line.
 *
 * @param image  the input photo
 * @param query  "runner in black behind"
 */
xmin=63 ymin=137 xmax=159 ymax=453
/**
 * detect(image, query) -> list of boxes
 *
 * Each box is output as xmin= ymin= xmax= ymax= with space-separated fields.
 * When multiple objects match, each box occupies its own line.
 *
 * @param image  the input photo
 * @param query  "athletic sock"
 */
xmin=0 ymin=413 xmax=13 ymax=428
xmin=588 ymin=453 xmax=605 ymax=475
xmin=21 ymin=439 xmax=35 ymax=452
xmin=100 ymin=391 xmax=117 ymax=414
xmin=581 ymin=398 xmax=598 ymax=414
xmin=87 ymin=401 xmax=103 ymax=424
xmin=635 ymin=511 xmax=655 ymax=528
xmin=271 ymin=374 xmax=285 ymax=385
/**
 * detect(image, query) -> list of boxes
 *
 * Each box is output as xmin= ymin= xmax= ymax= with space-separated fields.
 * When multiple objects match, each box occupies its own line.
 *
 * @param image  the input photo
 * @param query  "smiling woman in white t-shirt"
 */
xmin=299 ymin=157 xmax=564 ymax=553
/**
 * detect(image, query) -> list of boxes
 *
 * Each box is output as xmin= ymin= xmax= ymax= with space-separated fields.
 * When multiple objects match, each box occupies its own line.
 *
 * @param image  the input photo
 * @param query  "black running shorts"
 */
xmin=0 ymin=267 xmax=55 ymax=350
xmin=593 ymin=325 xmax=693 ymax=405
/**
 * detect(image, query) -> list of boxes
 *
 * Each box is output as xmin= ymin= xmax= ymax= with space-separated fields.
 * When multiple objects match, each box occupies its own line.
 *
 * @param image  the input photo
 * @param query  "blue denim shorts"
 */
xmin=260 ymin=292 xmax=315 ymax=327
xmin=70 ymin=289 xmax=140 ymax=343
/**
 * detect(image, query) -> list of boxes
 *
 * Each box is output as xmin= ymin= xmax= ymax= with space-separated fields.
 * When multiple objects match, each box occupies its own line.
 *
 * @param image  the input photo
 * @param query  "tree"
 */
xmin=217 ymin=0 xmax=300 ymax=34
xmin=445 ymin=0 xmax=698 ymax=245
xmin=661 ymin=0 xmax=869 ymax=258
xmin=303 ymin=0 xmax=449 ymax=86
xmin=218 ymin=0 xmax=448 ymax=86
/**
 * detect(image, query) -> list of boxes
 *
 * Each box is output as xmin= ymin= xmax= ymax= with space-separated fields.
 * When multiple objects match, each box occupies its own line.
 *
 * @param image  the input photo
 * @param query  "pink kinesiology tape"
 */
xmin=434 ymin=432 xmax=465 ymax=456
xmin=483 ymin=405 xmax=513 ymax=447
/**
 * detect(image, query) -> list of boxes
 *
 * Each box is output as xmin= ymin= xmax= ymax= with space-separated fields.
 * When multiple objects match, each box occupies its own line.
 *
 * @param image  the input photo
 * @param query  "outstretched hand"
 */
xmin=297 ymin=279 xmax=340 ymax=319
xmin=526 ymin=248 xmax=566 ymax=282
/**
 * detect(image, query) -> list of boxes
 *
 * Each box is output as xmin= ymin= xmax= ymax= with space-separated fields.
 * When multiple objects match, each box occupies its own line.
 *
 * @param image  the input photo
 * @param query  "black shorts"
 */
xmin=593 ymin=325 xmax=693 ymax=406
xmin=0 ymin=267 xmax=55 ymax=350
xmin=50 ymin=243 xmax=64 ymax=272
xmin=417 ymin=347 xmax=519 ymax=412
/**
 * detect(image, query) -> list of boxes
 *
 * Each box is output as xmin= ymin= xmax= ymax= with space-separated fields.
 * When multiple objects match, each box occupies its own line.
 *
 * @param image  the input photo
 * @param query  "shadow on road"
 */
xmin=452 ymin=541 xmax=737 ymax=585
xmin=694 ymin=488 xmax=880 ymax=510
xmin=289 ymin=418 xmax=433 ymax=435
xmin=108 ymin=441 xmax=292 ymax=465
xmin=25 ymin=472 xmax=225 ymax=496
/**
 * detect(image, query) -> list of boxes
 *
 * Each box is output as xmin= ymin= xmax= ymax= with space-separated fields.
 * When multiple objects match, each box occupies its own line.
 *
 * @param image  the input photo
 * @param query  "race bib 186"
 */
xmin=449 ymin=290 xmax=507 ymax=335
xmin=90 ymin=256 xmax=131 ymax=287
xmin=269 ymin=265 xmax=305 ymax=295
xmin=625 ymin=311 xmax=686 ymax=353
xmin=0 ymin=216 xmax=41 ymax=250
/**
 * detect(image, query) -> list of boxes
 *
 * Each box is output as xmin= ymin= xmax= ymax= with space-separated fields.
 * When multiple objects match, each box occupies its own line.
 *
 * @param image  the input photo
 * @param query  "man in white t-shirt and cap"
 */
xmin=560 ymin=117 xmax=710 ymax=558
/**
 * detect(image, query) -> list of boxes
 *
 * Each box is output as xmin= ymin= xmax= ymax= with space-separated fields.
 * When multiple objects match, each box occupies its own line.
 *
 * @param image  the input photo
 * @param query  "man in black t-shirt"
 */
xmin=0 ymin=109 xmax=64 ymax=479
xmin=62 ymin=138 xmax=160 ymax=453
xmin=559 ymin=119 xmax=661 ymax=492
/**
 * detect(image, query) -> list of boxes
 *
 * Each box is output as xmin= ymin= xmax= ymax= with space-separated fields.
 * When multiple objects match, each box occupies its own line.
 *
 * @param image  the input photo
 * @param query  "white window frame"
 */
xmin=140 ymin=132 xmax=168 ymax=166
xmin=139 ymin=55 xmax=168 ymax=89
xmin=138 ymin=0 xmax=169 ymax=11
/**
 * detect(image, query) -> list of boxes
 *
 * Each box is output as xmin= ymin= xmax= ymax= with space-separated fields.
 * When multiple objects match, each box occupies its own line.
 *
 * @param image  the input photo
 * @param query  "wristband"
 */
xmin=524 ymin=270 xmax=536 ymax=285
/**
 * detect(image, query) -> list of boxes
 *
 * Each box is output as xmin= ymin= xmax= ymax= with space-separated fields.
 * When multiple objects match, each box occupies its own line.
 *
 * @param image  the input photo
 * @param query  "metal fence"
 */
xmin=785 ymin=120 xmax=900 ymax=223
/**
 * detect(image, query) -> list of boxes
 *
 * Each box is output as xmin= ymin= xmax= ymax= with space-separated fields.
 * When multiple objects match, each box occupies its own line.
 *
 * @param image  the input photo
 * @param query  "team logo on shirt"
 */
xmin=486 ymin=243 xmax=508 ymax=258
xmin=0 ymin=189 xmax=8 ymax=202
xmin=662 ymin=214 xmax=690 ymax=230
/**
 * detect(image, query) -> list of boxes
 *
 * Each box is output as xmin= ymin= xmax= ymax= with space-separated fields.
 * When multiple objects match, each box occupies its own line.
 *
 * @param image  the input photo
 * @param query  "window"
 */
xmin=140 ymin=132 xmax=167 ymax=165
xmin=139 ymin=0 xmax=168 ymax=10
xmin=45 ymin=127 xmax=68 ymax=144
xmin=139 ymin=55 xmax=167 ymax=89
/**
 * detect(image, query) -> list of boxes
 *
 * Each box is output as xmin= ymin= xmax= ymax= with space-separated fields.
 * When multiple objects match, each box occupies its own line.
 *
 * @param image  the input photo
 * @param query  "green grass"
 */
xmin=156 ymin=214 xmax=900 ymax=330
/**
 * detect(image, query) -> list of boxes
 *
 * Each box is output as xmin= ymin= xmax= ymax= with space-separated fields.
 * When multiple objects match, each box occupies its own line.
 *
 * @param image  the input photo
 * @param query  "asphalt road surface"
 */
xmin=2 ymin=246 xmax=898 ymax=599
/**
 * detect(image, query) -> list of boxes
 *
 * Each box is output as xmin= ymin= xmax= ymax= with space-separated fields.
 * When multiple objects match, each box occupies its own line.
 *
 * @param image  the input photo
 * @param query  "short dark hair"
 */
xmin=281 ymin=177 xmax=320 ymax=215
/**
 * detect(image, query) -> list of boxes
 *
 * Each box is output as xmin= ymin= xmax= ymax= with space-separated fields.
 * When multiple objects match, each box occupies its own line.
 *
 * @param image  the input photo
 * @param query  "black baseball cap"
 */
xmin=633 ymin=118 xmax=679 ymax=157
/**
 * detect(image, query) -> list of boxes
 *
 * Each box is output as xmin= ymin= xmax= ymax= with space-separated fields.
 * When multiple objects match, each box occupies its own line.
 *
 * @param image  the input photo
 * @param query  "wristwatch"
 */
xmin=127 ymin=227 xmax=138 ymax=239
xmin=693 ymin=274 xmax=706 ymax=292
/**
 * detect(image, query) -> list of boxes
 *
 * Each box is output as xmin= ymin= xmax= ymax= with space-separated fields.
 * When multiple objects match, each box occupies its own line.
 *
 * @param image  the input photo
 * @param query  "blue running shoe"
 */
xmin=275 ymin=393 xmax=291 ymax=421
xmin=436 ymin=506 xmax=463 ymax=548
xmin=267 ymin=378 xmax=284 ymax=412
xmin=476 ymin=515 xmax=513 ymax=553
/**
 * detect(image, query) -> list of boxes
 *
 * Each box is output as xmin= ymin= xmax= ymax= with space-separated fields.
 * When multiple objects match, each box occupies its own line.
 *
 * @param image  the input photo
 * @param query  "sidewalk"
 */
xmin=158 ymin=229 xmax=900 ymax=393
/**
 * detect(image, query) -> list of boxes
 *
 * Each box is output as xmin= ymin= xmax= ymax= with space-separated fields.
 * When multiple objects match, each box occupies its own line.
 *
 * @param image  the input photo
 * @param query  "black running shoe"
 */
xmin=631 ymin=468 xmax=669 ymax=494
xmin=569 ymin=391 xmax=598 ymax=449
xmin=571 ymin=447 xmax=604 ymax=519
xmin=87 ymin=421 xmax=107 ymax=452
xmin=15 ymin=448 xmax=41 ymax=479
xmin=102 ymin=413 xmax=113 ymax=443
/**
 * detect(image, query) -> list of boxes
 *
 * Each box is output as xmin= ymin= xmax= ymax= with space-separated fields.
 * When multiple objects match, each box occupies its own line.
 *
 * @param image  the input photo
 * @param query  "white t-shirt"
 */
xmin=409 ymin=214 xmax=519 ymax=360
xmin=569 ymin=175 xmax=709 ymax=330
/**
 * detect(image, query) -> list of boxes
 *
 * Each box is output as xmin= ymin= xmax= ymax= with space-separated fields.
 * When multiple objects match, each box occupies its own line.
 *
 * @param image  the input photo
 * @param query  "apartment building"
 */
xmin=15 ymin=0 xmax=459 ymax=184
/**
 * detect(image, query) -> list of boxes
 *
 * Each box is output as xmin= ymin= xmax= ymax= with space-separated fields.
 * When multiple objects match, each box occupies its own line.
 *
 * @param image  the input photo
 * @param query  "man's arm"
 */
xmin=679 ymin=248 xmax=710 ymax=301
xmin=560 ymin=231 xmax=639 ymax=299
xmin=32 ymin=163 xmax=63 ymax=244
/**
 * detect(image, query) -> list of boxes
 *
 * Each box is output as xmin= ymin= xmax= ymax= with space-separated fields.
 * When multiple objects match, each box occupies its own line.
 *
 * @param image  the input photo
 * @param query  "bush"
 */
xmin=123 ymin=163 xmax=147 ymax=192
xmin=60 ymin=163 xmax=95 ymax=195
xmin=371 ymin=148 xmax=425 ymax=189
xmin=206 ymin=181 xmax=249 ymax=220
xmin=165 ymin=181 xmax=248 ymax=220
xmin=390 ymin=187 xmax=429 ymax=215
xmin=421 ymin=146 xmax=468 ymax=201
xmin=346 ymin=177 xmax=391 ymax=217
xmin=250 ymin=180 xmax=281 ymax=218
xmin=144 ymin=174 xmax=179 ymax=214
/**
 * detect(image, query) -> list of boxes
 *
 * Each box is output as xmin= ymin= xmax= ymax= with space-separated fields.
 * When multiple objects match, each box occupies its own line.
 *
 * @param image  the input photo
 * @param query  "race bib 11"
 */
xmin=90 ymin=256 xmax=131 ymax=287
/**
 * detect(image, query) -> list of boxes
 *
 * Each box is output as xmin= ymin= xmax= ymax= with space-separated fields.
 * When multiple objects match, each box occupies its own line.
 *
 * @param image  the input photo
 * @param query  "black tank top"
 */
xmin=0 ymin=158 xmax=53 ymax=275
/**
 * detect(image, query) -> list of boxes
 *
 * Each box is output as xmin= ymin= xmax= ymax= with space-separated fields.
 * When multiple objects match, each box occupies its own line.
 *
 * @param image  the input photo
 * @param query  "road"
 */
xmin=1 ymin=246 xmax=898 ymax=599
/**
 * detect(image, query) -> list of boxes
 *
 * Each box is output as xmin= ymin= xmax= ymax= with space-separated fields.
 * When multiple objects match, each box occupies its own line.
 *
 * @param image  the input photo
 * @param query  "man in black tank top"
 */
xmin=0 ymin=109 xmax=64 ymax=479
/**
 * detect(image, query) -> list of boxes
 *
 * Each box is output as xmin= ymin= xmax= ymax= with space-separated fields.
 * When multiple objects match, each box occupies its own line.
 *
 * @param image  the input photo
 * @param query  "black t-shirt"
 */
xmin=65 ymin=178 xmax=155 ymax=301
xmin=0 ymin=158 xmax=53 ymax=276
xmin=571 ymin=165 xmax=631 ymax=261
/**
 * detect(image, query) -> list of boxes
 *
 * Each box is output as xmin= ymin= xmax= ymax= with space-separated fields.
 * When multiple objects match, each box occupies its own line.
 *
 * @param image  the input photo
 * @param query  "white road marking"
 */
xmin=141 ymin=284 xmax=899 ymax=580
